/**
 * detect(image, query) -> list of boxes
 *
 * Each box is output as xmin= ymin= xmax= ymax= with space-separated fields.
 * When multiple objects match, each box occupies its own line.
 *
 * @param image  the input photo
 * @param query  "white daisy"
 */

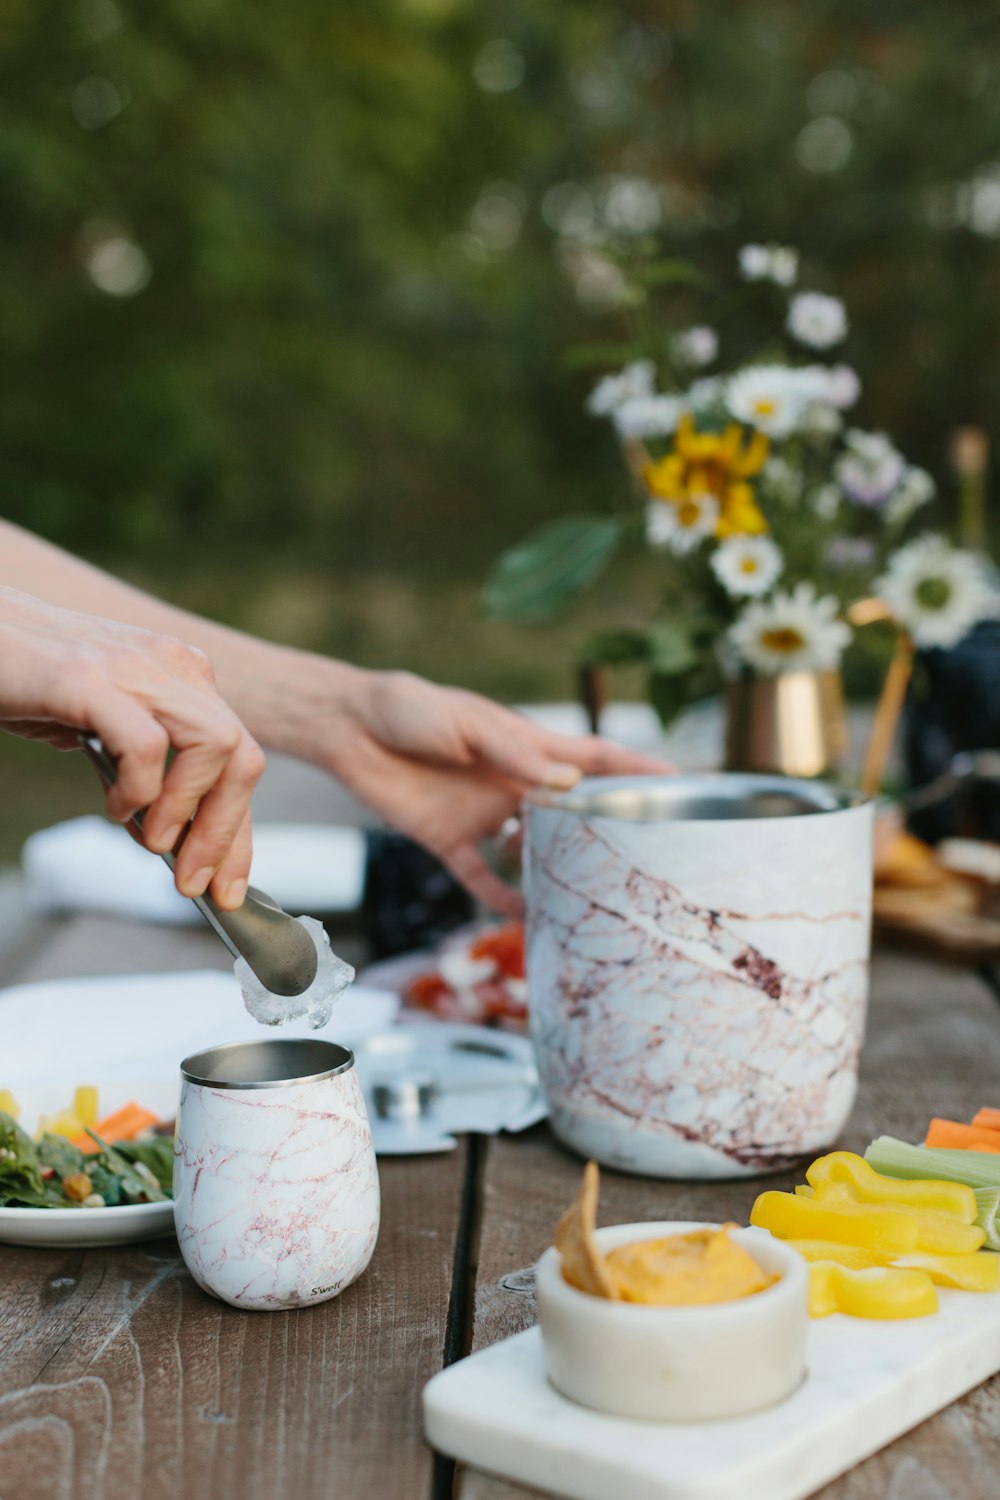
xmin=876 ymin=534 xmax=1000 ymax=649
xmin=769 ymin=246 xmax=800 ymax=287
xmin=728 ymin=582 xmax=852 ymax=675
xmin=835 ymin=428 xmax=906 ymax=508
xmin=884 ymin=466 xmax=936 ymax=526
xmin=711 ymin=535 xmax=784 ymax=598
xmin=726 ymin=364 xmax=810 ymax=438
xmin=787 ymin=292 xmax=848 ymax=349
xmin=672 ymin=325 xmax=718 ymax=367
xmin=586 ymin=359 xmax=656 ymax=417
xmin=738 ymin=243 xmax=799 ymax=286
xmin=684 ymin=375 xmax=724 ymax=412
xmin=825 ymin=363 xmax=861 ymax=409
xmin=613 ymin=393 xmax=682 ymax=439
xmin=646 ymin=494 xmax=719 ymax=554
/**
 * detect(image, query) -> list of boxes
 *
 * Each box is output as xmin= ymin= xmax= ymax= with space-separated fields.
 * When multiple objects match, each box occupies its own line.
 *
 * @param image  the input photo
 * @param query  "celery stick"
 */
xmin=975 ymin=1189 xmax=1000 ymax=1252
xmin=865 ymin=1136 xmax=1000 ymax=1190
xmin=865 ymin=1137 xmax=1000 ymax=1250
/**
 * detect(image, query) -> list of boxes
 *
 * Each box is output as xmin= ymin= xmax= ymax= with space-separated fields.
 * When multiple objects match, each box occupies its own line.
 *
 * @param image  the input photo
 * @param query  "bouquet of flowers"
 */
xmin=484 ymin=242 xmax=999 ymax=726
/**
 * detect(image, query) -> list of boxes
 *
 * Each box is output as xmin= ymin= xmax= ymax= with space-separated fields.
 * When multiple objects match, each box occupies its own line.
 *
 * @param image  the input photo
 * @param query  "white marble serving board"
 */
xmin=424 ymin=1288 xmax=1000 ymax=1500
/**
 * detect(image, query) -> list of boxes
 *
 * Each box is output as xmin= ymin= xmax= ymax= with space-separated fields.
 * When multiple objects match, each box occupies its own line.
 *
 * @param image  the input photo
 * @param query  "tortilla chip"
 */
xmin=554 ymin=1160 xmax=620 ymax=1300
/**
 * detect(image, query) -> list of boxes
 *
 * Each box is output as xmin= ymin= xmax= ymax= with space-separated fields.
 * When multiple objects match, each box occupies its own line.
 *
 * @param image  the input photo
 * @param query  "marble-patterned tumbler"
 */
xmin=174 ymin=1038 xmax=380 ymax=1309
xmin=524 ymin=775 xmax=873 ymax=1179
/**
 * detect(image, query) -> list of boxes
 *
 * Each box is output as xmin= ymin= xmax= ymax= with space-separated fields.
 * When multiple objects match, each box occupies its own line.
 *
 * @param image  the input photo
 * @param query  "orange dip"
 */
xmin=602 ymin=1225 xmax=777 ymax=1306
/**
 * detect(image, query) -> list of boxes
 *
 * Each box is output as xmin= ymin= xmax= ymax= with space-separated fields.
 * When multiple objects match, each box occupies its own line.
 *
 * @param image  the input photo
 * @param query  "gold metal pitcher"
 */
xmin=724 ymin=670 xmax=848 ymax=779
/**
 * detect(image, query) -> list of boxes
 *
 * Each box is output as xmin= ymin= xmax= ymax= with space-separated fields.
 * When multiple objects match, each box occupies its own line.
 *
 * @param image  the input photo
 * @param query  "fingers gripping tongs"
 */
xmin=78 ymin=734 xmax=319 ymax=998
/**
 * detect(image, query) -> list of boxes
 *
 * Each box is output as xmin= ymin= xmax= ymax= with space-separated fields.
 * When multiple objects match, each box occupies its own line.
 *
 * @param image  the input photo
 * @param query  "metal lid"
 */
xmin=180 ymin=1037 xmax=354 ymax=1090
xmin=527 ymin=772 xmax=868 ymax=824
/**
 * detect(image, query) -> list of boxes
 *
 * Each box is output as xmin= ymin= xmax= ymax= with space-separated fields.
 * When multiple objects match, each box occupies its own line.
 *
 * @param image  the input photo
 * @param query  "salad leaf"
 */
xmin=0 ymin=1110 xmax=45 ymax=1197
xmin=118 ymin=1137 xmax=174 ymax=1193
xmin=84 ymin=1130 xmax=168 ymax=1203
xmin=37 ymin=1134 xmax=86 ymax=1180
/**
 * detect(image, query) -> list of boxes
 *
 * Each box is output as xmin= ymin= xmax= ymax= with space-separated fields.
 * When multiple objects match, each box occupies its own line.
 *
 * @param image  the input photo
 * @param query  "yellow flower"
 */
xmin=644 ymin=413 xmax=769 ymax=539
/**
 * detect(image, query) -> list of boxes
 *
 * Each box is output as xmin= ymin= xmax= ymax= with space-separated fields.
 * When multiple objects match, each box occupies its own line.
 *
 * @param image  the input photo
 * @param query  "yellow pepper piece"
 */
xmin=809 ymin=1180 xmax=986 ymax=1254
xmin=750 ymin=1191 xmax=919 ymax=1257
xmin=807 ymin=1151 xmax=977 ymax=1223
xmin=894 ymin=1251 xmax=1000 ymax=1292
xmin=794 ymin=1184 xmax=815 ymax=1198
xmin=830 ymin=1266 xmax=938 ymax=1320
xmin=911 ymin=1212 xmax=985 ymax=1256
xmin=36 ymin=1108 xmax=84 ymax=1141
xmin=0 ymin=1090 xmax=19 ymax=1120
xmin=73 ymin=1086 xmax=99 ymax=1128
xmin=808 ymin=1262 xmax=839 ymax=1317
xmin=785 ymin=1239 xmax=884 ymax=1270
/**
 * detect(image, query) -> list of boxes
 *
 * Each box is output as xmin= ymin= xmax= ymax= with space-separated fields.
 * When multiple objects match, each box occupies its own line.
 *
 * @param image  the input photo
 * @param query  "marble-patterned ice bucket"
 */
xmin=523 ymin=774 xmax=873 ymax=1180
xmin=175 ymin=1038 xmax=380 ymax=1309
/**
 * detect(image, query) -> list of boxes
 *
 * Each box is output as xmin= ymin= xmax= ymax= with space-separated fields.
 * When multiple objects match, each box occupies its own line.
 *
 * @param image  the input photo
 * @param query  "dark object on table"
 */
xmin=905 ymin=620 xmax=1000 ymax=844
xmin=361 ymin=830 xmax=475 ymax=960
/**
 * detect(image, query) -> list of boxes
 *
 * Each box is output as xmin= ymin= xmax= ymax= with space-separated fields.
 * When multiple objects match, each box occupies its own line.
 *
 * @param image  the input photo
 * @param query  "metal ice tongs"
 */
xmin=78 ymin=734 xmax=319 ymax=997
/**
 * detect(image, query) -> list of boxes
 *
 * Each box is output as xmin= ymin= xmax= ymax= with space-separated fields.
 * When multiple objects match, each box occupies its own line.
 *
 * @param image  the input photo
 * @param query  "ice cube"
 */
xmin=235 ymin=914 xmax=355 ymax=1029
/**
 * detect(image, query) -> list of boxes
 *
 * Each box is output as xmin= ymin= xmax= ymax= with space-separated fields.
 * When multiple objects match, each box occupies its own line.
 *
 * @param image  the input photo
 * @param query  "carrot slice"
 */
xmin=970 ymin=1108 xmax=1000 ymax=1132
xmin=70 ymin=1101 xmax=160 ymax=1154
xmin=925 ymin=1119 xmax=1000 ymax=1152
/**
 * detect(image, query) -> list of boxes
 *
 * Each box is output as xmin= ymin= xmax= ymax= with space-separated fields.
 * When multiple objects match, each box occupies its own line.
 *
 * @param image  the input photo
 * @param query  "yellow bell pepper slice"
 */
xmin=911 ymin=1211 xmax=985 ymax=1256
xmin=807 ymin=1151 xmax=977 ymax=1223
xmin=893 ymin=1251 xmax=1000 ymax=1292
xmin=830 ymin=1265 xmax=938 ymax=1320
xmin=785 ymin=1238 xmax=884 ymax=1270
xmin=73 ymin=1086 xmax=99 ymax=1128
xmin=808 ymin=1181 xmax=985 ymax=1254
xmin=750 ymin=1191 xmax=919 ymax=1257
xmin=0 ymin=1090 xmax=19 ymax=1120
xmin=808 ymin=1263 xmax=839 ymax=1317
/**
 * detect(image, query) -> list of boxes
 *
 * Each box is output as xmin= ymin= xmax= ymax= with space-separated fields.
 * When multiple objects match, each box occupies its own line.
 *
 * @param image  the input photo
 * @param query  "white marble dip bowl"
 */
xmin=535 ymin=1221 xmax=809 ymax=1422
xmin=523 ymin=773 xmax=873 ymax=1179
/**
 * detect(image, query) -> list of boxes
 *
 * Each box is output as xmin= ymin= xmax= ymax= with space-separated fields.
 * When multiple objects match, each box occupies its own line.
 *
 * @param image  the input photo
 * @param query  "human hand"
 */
xmin=0 ymin=587 xmax=265 ymax=909
xmin=322 ymin=670 xmax=670 ymax=914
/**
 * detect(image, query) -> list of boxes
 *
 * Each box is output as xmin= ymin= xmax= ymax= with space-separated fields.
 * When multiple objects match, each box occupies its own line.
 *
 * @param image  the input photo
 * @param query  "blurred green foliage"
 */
xmin=1 ymin=0 xmax=998 ymax=604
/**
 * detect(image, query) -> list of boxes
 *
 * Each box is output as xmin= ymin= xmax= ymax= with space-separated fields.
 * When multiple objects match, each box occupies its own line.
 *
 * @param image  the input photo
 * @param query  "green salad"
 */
xmin=0 ymin=1110 xmax=172 ymax=1209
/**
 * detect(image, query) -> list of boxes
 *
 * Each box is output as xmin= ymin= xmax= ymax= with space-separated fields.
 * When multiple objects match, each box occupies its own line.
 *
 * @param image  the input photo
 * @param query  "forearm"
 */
xmin=0 ymin=520 xmax=368 ymax=763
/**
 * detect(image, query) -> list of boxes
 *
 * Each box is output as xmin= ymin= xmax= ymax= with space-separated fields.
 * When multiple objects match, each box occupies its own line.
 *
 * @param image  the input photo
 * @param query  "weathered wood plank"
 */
xmin=0 ymin=914 xmax=463 ymax=1500
xmin=0 ymin=1151 xmax=465 ymax=1500
xmin=456 ymin=954 xmax=1000 ymax=1500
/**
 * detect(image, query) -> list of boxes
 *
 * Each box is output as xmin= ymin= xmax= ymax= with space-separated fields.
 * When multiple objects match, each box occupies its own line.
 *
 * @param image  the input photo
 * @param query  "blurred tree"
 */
xmin=0 ymin=0 xmax=998 ymax=587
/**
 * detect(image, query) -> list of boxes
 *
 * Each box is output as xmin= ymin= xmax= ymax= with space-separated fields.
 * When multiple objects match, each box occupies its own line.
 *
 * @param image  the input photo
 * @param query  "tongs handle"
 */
xmin=78 ymin=734 xmax=318 ymax=996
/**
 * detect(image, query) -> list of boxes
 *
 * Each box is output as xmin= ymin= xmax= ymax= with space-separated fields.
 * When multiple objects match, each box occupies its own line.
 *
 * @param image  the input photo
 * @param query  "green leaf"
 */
xmin=483 ymin=517 xmax=623 ymax=622
xmin=579 ymin=628 xmax=651 ymax=667
xmin=118 ymin=1137 xmax=174 ymax=1194
xmin=648 ymin=670 xmax=694 ymax=728
xmin=647 ymin=619 xmax=699 ymax=676
xmin=0 ymin=1111 xmax=44 ymax=1196
xmin=37 ymin=1133 xmax=86 ymax=1180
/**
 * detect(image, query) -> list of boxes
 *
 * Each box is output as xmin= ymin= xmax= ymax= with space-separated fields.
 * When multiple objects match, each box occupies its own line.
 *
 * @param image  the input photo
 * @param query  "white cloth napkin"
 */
xmin=22 ymin=816 xmax=367 ymax=922
xmin=0 ymin=969 xmax=399 ymax=1087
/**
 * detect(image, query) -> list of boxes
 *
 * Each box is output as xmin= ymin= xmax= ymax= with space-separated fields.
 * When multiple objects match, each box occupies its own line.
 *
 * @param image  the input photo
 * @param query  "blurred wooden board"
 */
xmin=874 ymin=886 xmax=1000 ymax=962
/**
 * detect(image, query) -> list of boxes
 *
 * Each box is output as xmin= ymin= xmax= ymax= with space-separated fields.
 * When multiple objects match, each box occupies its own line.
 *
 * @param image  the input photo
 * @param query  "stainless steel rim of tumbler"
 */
xmin=180 ymin=1037 xmax=355 ymax=1089
xmin=527 ymin=772 xmax=869 ymax=824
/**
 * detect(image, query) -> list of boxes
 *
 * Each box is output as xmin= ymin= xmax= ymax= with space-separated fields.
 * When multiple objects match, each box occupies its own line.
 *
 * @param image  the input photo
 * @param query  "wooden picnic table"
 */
xmin=1 ymin=754 xmax=999 ymax=1500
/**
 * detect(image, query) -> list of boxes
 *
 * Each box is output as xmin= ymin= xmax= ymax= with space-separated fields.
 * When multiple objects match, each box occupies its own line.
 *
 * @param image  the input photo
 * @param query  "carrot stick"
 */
xmin=925 ymin=1119 xmax=1000 ymax=1152
xmin=971 ymin=1108 xmax=1000 ymax=1132
xmin=71 ymin=1101 xmax=160 ymax=1154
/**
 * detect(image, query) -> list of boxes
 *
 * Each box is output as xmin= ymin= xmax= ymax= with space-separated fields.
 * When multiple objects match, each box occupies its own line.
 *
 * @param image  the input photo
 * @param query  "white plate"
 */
xmin=0 ymin=1078 xmax=178 ymax=1248
xmin=354 ymin=1023 xmax=545 ymax=1156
